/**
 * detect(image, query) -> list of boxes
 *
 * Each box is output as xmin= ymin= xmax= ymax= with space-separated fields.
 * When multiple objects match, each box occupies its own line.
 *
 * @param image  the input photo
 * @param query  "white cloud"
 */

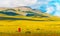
xmin=0 ymin=0 xmax=10 ymax=7
xmin=55 ymin=3 xmax=60 ymax=11
xmin=46 ymin=7 xmax=54 ymax=13
xmin=0 ymin=0 xmax=37 ymax=7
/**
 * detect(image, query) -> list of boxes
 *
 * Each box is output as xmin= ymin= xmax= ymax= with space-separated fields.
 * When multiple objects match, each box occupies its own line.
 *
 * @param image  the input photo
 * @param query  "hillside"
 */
xmin=0 ymin=6 xmax=60 ymax=21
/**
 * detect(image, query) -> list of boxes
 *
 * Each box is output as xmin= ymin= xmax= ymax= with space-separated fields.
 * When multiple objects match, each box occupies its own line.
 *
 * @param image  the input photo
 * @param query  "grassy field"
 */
xmin=0 ymin=33 xmax=60 ymax=36
xmin=0 ymin=19 xmax=60 ymax=36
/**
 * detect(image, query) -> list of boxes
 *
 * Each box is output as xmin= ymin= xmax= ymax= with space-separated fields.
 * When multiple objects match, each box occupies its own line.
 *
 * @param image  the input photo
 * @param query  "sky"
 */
xmin=0 ymin=0 xmax=60 ymax=16
xmin=0 ymin=0 xmax=37 ymax=7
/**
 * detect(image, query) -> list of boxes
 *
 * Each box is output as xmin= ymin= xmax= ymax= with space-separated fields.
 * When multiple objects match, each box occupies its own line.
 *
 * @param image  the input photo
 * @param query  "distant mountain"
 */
xmin=0 ymin=6 xmax=52 ymax=17
xmin=0 ymin=6 xmax=60 ymax=21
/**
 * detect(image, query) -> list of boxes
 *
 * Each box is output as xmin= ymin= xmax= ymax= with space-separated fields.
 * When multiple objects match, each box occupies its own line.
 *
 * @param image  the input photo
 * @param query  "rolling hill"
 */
xmin=0 ymin=6 xmax=60 ymax=21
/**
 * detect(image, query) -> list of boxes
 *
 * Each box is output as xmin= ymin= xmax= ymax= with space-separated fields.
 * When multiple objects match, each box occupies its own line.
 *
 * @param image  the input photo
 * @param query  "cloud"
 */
xmin=0 ymin=0 xmax=37 ymax=7
xmin=46 ymin=7 xmax=54 ymax=13
xmin=0 ymin=0 xmax=10 ymax=7
xmin=31 ymin=0 xmax=60 ymax=16
xmin=55 ymin=3 xmax=60 ymax=11
xmin=46 ymin=2 xmax=60 ymax=16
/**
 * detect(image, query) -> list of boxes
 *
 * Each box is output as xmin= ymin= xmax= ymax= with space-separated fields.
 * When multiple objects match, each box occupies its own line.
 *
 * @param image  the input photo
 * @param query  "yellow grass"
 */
xmin=0 ymin=19 xmax=60 ymax=36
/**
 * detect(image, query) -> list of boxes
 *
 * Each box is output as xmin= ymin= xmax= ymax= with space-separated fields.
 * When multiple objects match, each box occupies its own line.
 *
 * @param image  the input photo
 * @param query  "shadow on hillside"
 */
xmin=0 ymin=17 xmax=55 ymax=21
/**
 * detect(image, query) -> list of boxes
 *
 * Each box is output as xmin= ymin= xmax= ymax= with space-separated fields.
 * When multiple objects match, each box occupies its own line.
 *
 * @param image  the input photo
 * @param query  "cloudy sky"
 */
xmin=0 ymin=0 xmax=60 ymax=16
xmin=0 ymin=0 xmax=37 ymax=7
